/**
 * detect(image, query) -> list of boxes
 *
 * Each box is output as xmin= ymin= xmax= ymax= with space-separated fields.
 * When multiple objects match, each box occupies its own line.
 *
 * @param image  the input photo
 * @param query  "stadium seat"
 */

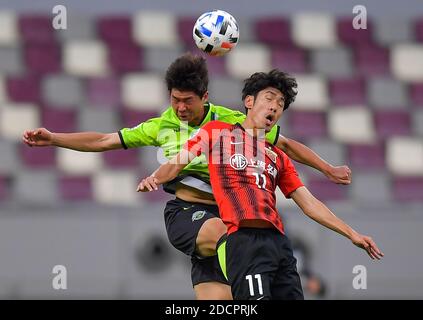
xmin=255 ymin=17 xmax=292 ymax=46
xmin=41 ymin=107 xmax=77 ymax=133
xmin=57 ymin=148 xmax=103 ymax=174
xmin=292 ymin=75 xmax=328 ymax=110
xmin=121 ymin=109 xmax=160 ymax=128
xmin=177 ymin=16 xmax=197 ymax=45
xmin=368 ymin=77 xmax=408 ymax=109
xmin=374 ymin=18 xmax=414 ymax=46
xmin=24 ymin=43 xmax=61 ymax=74
xmin=415 ymin=18 xmax=423 ymax=43
xmin=391 ymin=44 xmax=423 ymax=81
xmin=133 ymin=11 xmax=177 ymax=47
xmin=271 ymin=46 xmax=308 ymax=74
xmin=19 ymin=15 xmax=55 ymax=44
xmin=6 ymin=75 xmax=40 ymax=103
xmin=20 ymin=144 xmax=56 ymax=168
xmin=307 ymin=177 xmax=347 ymax=201
xmin=412 ymin=110 xmax=423 ymax=136
xmin=0 ymin=11 xmax=18 ymax=45
xmin=209 ymin=76 xmax=243 ymax=108
xmin=0 ymin=103 xmax=40 ymax=141
xmin=354 ymin=44 xmax=390 ymax=76
xmin=59 ymin=175 xmax=93 ymax=201
xmin=307 ymin=139 xmax=345 ymax=165
xmin=107 ymin=41 xmax=143 ymax=74
xmin=387 ymin=137 xmax=423 ymax=175
xmin=374 ymin=110 xmax=411 ymax=138
xmin=226 ymin=44 xmax=271 ymax=79
xmin=351 ymin=172 xmax=391 ymax=202
xmin=78 ymin=108 xmax=119 ymax=133
xmin=393 ymin=177 xmax=423 ymax=201
xmin=42 ymin=75 xmax=84 ymax=106
xmin=329 ymin=77 xmax=366 ymax=106
xmin=13 ymin=170 xmax=58 ymax=204
xmin=121 ymin=73 xmax=167 ymax=110
xmin=0 ymin=47 xmax=23 ymax=75
xmin=289 ymin=111 xmax=327 ymax=138
xmin=87 ymin=78 xmax=121 ymax=106
xmin=144 ymin=47 xmax=184 ymax=72
xmin=64 ymin=41 xmax=109 ymax=77
xmin=97 ymin=16 xmax=132 ymax=43
xmin=336 ymin=17 xmax=374 ymax=46
xmin=410 ymin=83 xmax=423 ymax=106
xmin=329 ymin=108 xmax=375 ymax=143
xmin=311 ymin=47 xmax=353 ymax=78
xmin=292 ymin=13 xmax=337 ymax=48
xmin=0 ymin=140 xmax=21 ymax=174
xmin=103 ymin=149 xmax=139 ymax=168
xmin=92 ymin=171 xmax=139 ymax=205
xmin=348 ymin=143 xmax=386 ymax=169
xmin=56 ymin=13 xmax=95 ymax=41
xmin=203 ymin=54 xmax=227 ymax=76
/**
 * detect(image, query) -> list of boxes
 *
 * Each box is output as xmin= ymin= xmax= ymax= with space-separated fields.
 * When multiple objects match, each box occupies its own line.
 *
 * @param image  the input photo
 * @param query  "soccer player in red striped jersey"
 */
xmin=138 ymin=69 xmax=384 ymax=300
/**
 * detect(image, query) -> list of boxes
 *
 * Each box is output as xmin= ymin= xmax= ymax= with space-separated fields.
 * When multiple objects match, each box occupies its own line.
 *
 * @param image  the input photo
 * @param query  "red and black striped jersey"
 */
xmin=185 ymin=120 xmax=304 ymax=235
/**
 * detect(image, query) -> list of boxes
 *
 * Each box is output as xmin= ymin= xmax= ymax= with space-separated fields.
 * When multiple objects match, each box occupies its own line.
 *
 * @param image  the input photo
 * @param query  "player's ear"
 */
xmin=202 ymin=91 xmax=209 ymax=102
xmin=244 ymin=95 xmax=254 ymax=112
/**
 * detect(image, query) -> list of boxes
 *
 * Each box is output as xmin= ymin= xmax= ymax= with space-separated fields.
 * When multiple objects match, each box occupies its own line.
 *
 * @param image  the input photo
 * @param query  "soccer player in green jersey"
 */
xmin=23 ymin=53 xmax=352 ymax=300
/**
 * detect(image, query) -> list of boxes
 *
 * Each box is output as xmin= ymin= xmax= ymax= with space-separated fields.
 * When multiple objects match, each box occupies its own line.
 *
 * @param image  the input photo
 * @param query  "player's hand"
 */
xmin=325 ymin=165 xmax=352 ymax=185
xmin=350 ymin=233 xmax=384 ymax=260
xmin=136 ymin=176 xmax=159 ymax=192
xmin=22 ymin=128 xmax=53 ymax=147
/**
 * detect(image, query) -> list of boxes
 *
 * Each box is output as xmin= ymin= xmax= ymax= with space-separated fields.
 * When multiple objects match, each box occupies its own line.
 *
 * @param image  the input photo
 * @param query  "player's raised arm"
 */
xmin=22 ymin=128 xmax=122 ymax=152
xmin=136 ymin=149 xmax=196 ymax=192
xmin=275 ymin=135 xmax=352 ymax=185
xmin=290 ymin=186 xmax=384 ymax=260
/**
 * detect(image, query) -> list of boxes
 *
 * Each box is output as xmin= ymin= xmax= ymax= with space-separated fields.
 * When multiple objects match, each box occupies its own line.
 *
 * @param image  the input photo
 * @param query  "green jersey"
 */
xmin=119 ymin=102 xmax=280 ymax=194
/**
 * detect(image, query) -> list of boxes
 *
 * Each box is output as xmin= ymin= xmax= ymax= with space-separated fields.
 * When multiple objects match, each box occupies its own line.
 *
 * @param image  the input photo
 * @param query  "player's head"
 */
xmin=165 ymin=53 xmax=209 ymax=124
xmin=242 ymin=69 xmax=298 ymax=132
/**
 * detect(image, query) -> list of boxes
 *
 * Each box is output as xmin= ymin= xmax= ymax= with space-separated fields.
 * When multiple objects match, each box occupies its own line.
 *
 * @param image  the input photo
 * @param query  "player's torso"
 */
xmin=208 ymin=124 xmax=284 ymax=234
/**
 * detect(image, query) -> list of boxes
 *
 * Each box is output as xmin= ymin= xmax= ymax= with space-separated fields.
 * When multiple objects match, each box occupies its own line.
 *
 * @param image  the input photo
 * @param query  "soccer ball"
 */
xmin=192 ymin=10 xmax=239 ymax=56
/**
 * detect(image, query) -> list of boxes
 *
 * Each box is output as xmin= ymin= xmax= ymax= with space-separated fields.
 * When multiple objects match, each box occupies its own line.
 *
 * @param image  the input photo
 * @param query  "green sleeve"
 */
xmin=118 ymin=117 xmax=161 ymax=148
xmin=266 ymin=124 xmax=280 ymax=145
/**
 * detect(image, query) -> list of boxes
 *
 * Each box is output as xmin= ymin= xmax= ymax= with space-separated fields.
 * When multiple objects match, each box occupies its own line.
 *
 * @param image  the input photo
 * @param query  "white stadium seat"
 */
xmin=293 ymin=75 xmax=329 ymax=110
xmin=387 ymin=137 xmax=423 ymax=175
xmin=226 ymin=43 xmax=271 ymax=79
xmin=391 ymin=44 xmax=423 ymax=82
xmin=0 ymin=11 xmax=18 ymax=45
xmin=64 ymin=41 xmax=109 ymax=77
xmin=0 ymin=103 xmax=40 ymax=141
xmin=133 ymin=11 xmax=177 ymax=47
xmin=57 ymin=148 xmax=103 ymax=175
xmin=329 ymin=108 xmax=375 ymax=143
xmin=93 ymin=170 xmax=139 ymax=205
xmin=292 ymin=13 xmax=337 ymax=48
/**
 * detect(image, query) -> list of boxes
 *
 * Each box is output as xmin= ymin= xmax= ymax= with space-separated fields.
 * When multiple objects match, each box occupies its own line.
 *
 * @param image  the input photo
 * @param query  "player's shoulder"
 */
xmin=210 ymin=103 xmax=245 ymax=121
xmin=203 ymin=120 xmax=233 ymax=130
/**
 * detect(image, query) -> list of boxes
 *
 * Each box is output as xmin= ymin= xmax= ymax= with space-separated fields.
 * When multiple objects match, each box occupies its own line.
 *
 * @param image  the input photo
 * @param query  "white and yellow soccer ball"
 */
xmin=193 ymin=10 xmax=239 ymax=56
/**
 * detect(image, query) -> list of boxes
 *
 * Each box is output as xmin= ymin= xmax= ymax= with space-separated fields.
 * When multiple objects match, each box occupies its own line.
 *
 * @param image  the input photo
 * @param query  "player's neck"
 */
xmin=240 ymin=119 xmax=267 ymax=137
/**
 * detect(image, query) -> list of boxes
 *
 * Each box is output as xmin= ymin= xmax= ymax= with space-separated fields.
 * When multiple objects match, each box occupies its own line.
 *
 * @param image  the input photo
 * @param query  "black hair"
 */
xmin=242 ymin=69 xmax=298 ymax=112
xmin=165 ymin=52 xmax=209 ymax=97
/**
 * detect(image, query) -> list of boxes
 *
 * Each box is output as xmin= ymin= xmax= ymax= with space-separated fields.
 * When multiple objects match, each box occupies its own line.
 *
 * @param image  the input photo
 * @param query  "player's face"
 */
xmin=248 ymin=87 xmax=285 ymax=132
xmin=170 ymin=89 xmax=208 ymax=125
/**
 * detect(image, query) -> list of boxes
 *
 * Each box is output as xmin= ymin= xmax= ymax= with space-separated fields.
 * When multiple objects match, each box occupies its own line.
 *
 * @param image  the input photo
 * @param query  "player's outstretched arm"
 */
xmin=276 ymin=135 xmax=352 ymax=185
xmin=22 ymin=128 xmax=122 ymax=152
xmin=290 ymin=186 xmax=384 ymax=260
xmin=136 ymin=149 xmax=196 ymax=192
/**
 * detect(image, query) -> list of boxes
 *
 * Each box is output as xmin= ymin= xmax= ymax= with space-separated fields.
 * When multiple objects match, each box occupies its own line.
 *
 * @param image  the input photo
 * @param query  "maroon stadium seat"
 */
xmin=107 ymin=42 xmax=143 ymax=73
xmin=19 ymin=15 xmax=56 ymax=44
xmin=415 ymin=18 xmax=423 ymax=43
xmin=59 ymin=176 xmax=93 ymax=201
xmin=178 ymin=17 xmax=197 ymax=45
xmin=393 ymin=177 xmax=423 ymax=201
xmin=348 ymin=143 xmax=385 ymax=168
xmin=41 ymin=107 xmax=77 ymax=133
xmin=308 ymin=177 xmax=347 ymax=201
xmin=103 ymin=149 xmax=139 ymax=168
xmin=255 ymin=17 xmax=292 ymax=46
xmin=271 ymin=46 xmax=308 ymax=74
xmin=374 ymin=110 xmax=411 ymax=138
xmin=329 ymin=77 xmax=366 ymax=105
xmin=6 ymin=75 xmax=41 ymax=103
xmin=354 ymin=44 xmax=390 ymax=76
xmin=337 ymin=17 xmax=374 ymax=46
xmin=410 ymin=83 xmax=423 ymax=106
xmin=20 ymin=144 xmax=56 ymax=168
xmin=97 ymin=16 xmax=132 ymax=43
xmin=289 ymin=111 xmax=327 ymax=138
xmin=87 ymin=78 xmax=121 ymax=106
xmin=24 ymin=43 xmax=61 ymax=74
xmin=121 ymin=109 xmax=159 ymax=128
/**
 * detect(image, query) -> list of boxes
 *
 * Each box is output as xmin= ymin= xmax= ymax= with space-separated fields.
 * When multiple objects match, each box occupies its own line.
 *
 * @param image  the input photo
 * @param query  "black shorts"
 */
xmin=221 ymin=228 xmax=304 ymax=300
xmin=164 ymin=197 xmax=228 ymax=286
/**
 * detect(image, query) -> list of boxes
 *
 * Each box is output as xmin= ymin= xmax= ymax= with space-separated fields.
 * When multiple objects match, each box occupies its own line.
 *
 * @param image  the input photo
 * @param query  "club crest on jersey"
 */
xmin=230 ymin=154 xmax=248 ymax=170
xmin=265 ymin=147 xmax=278 ymax=163
xmin=192 ymin=210 xmax=206 ymax=222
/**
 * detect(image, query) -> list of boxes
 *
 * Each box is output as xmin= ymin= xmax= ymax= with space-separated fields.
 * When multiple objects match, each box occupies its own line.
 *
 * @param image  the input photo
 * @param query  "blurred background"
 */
xmin=0 ymin=0 xmax=422 ymax=299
